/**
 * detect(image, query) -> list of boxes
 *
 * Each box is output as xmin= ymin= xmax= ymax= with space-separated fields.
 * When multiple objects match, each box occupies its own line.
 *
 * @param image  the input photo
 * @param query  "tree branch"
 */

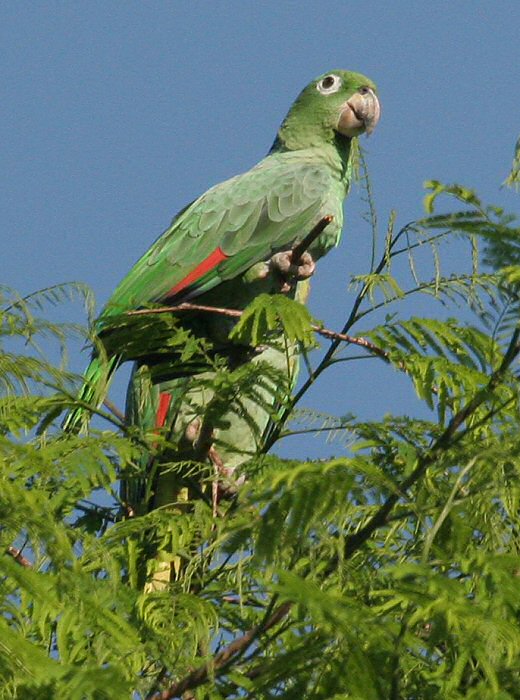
xmin=150 ymin=601 xmax=292 ymax=699
xmin=6 ymin=546 xmax=32 ymax=568
xmin=126 ymin=303 xmax=389 ymax=361
xmin=290 ymin=214 xmax=334 ymax=262
xmin=102 ymin=398 xmax=126 ymax=423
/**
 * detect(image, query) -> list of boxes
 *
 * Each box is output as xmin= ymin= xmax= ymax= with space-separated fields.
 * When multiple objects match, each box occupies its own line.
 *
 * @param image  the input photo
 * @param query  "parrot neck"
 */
xmin=333 ymin=132 xmax=354 ymax=184
xmin=269 ymin=132 xmax=353 ymax=187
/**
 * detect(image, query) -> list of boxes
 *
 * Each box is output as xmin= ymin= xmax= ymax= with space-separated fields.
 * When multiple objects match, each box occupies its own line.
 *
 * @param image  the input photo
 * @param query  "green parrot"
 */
xmin=64 ymin=69 xmax=379 ymax=429
xmin=63 ymin=70 xmax=380 ymax=529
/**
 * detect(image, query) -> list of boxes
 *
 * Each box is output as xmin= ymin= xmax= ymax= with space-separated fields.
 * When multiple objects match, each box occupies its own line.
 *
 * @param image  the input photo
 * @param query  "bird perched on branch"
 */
xmin=63 ymin=70 xmax=380 ymax=543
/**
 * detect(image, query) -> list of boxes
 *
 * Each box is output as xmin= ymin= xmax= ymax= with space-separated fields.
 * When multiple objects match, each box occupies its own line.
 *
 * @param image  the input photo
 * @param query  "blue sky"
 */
xmin=2 ymin=2 xmax=519 ymax=458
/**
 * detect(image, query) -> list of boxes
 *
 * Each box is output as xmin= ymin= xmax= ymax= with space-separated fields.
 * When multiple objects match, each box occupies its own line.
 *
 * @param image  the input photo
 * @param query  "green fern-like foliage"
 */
xmin=229 ymin=292 xmax=316 ymax=347
xmin=3 ymin=149 xmax=520 ymax=698
xmin=504 ymin=136 xmax=520 ymax=190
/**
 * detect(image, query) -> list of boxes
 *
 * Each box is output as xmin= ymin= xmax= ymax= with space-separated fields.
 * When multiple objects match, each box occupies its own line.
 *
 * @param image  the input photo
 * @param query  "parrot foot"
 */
xmin=209 ymin=447 xmax=245 ymax=515
xmin=185 ymin=417 xmax=202 ymax=445
xmin=185 ymin=419 xmax=245 ymax=513
xmin=269 ymin=250 xmax=316 ymax=292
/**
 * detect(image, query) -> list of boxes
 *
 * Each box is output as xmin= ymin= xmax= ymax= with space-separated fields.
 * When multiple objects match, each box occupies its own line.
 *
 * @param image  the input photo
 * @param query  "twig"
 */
xmin=222 ymin=595 xmax=266 ymax=608
xmin=6 ymin=546 xmax=32 ymax=568
xmin=127 ymin=302 xmax=242 ymax=319
xmin=291 ymin=215 xmax=334 ymax=262
xmin=150 ymin=602 xmax=292 ymax=699
xmin=126 ymin=302 xmax=388 ymax=361
xmin=313 ymin=325 xmax=388 ymax=360
xmin=102 ymin=398 xmax=126 ymax=423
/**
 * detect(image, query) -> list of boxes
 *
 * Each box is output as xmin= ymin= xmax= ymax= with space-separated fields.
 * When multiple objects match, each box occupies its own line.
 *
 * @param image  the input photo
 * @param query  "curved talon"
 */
xmin=269 ymin=250 xmax=316 ymax=285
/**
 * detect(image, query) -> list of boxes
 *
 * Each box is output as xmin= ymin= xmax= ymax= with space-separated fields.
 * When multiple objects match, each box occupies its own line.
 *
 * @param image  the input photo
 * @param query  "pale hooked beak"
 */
xmin=337 ymin=87 xmax=381 ymax=137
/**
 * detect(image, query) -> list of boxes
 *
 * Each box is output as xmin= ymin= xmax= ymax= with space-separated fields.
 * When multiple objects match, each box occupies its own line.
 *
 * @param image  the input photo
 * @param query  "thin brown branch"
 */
xmin=102 ymin=398 xmax=126 ymax=423
xmin=151 ymin=602 xmax=292 ymax=699
xmin=291 ymin=215 xmax=334 ymax=262
xmin=127 ymin=302 xmax=242 ymax=319
xmin=126 ymin=302 xmax=388 ymax=361
xmin=313 ymin=325 xmax=388 ymax=360
xmin=6 ymin=546 xmax=32 ymax=568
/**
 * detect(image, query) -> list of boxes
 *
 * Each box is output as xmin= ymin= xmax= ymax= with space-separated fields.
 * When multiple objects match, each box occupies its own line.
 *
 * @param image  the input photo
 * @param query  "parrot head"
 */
xmin=273 ymin=70 xmax=380 ymax=151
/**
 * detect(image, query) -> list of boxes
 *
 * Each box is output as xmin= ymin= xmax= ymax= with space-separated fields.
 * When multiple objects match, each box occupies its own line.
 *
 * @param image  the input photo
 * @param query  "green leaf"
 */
xmin=229 ymin=293 xmax=316 ymax=347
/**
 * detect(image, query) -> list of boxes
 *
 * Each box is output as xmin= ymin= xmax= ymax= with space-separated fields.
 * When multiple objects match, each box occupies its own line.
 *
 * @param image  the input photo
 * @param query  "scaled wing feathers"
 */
xmin=102 ymin=153 xmax=334 ymax=318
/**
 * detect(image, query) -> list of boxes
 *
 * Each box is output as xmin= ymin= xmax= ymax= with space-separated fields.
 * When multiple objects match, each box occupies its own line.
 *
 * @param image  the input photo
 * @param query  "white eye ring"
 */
xmin=316 ymin=74 xmax=342 ymax=95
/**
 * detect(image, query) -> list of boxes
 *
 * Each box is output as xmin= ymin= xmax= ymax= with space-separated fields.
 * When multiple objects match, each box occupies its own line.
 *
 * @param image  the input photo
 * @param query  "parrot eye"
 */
xmin=317 ymin=74 xmax=342 ymax=95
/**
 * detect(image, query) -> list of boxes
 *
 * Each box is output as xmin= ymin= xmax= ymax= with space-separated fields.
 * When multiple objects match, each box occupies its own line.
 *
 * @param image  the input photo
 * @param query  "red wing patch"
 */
xmin=155 ymin=392 xmax=172 ymax=429
xmin=164 ymin=246 xmax=228 ymax=299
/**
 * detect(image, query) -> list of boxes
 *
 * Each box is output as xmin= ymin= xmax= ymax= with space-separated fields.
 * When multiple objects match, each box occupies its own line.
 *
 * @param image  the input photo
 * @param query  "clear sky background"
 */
xmin=2 ymin=2 xmax=519 ymax=459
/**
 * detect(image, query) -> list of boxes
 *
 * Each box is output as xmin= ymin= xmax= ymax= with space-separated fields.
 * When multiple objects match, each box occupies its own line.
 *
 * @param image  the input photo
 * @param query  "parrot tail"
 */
xmin=62 ymin=353 xmax=120 ymax=433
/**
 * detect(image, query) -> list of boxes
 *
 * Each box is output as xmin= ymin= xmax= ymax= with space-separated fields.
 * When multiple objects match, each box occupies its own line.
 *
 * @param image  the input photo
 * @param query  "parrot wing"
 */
xmin=101 ymin=153 xmax=336 ymax=321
